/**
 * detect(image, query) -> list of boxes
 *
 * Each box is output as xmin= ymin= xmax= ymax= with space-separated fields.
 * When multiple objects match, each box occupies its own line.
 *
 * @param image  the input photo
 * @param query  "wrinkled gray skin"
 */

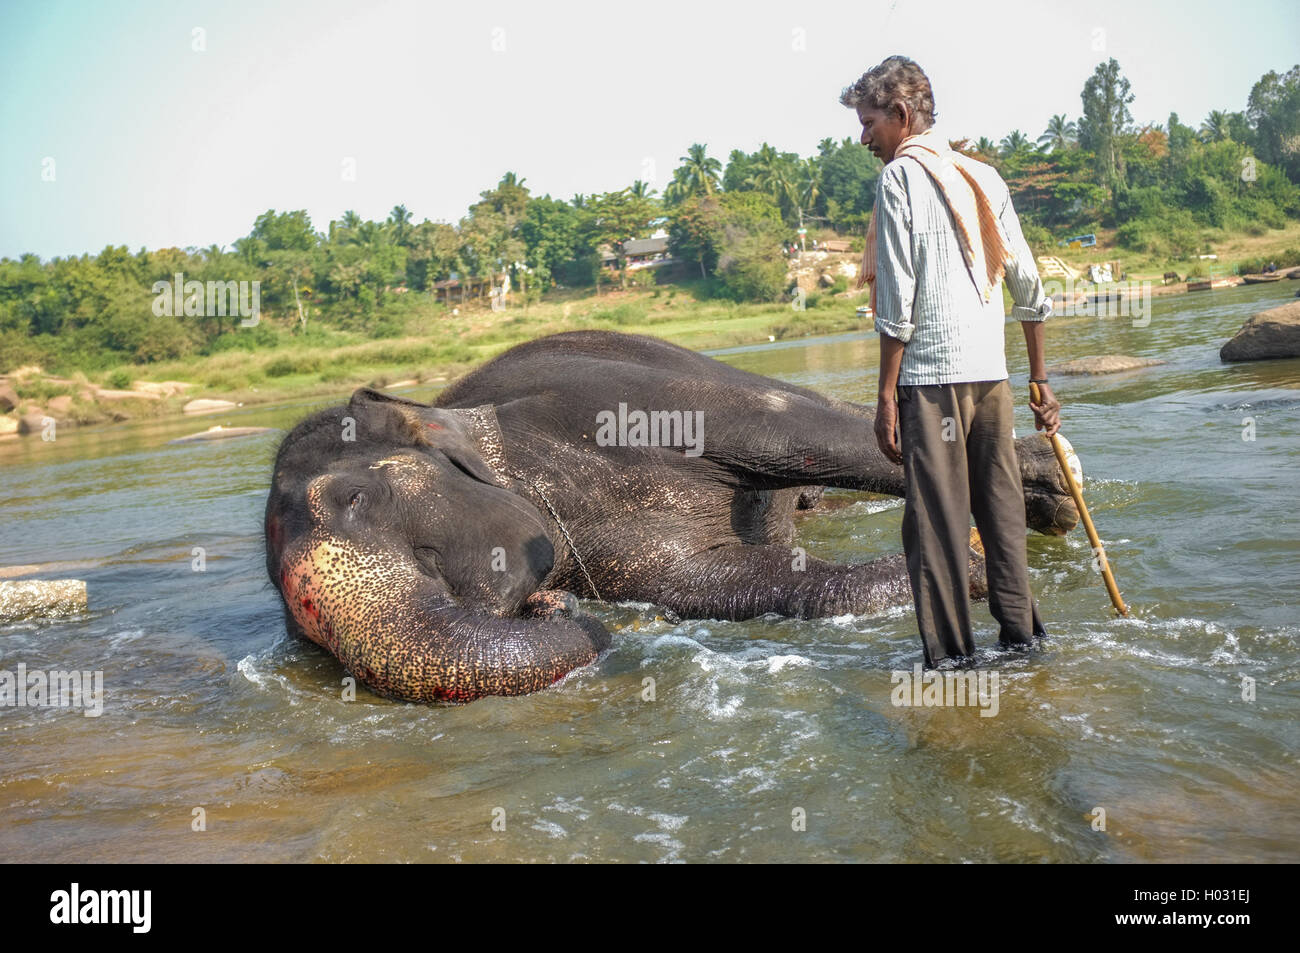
xmin=267 ymin=329 xmax=1076 ymax=702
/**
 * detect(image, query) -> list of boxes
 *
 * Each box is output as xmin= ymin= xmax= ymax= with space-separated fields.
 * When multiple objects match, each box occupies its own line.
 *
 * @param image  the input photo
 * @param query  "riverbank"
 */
xmin=1 ymin=286 xmax=870 ymax=438
xmin=4 ymin=258 xmax=1299 ymax=440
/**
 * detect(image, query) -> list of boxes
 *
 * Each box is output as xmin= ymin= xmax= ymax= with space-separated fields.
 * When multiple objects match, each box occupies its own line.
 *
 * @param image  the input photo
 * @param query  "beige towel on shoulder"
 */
xmin=861 ymin=129 xmax=1011 ymax=316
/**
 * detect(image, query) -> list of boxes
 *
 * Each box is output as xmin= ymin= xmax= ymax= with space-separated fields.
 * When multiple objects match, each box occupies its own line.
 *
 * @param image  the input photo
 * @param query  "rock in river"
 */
xmin=1046 ymin=355 xmax=1166 ymax=376
xmin=1220 ymin=300 xmax=1300 ymax=362
xmin=183 ymin=398 xmax=238 ymax=415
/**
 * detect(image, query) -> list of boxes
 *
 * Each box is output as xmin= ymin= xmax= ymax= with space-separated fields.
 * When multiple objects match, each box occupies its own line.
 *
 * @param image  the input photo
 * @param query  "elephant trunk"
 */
xmin=278 ymin=536 xmax=610 ymax=703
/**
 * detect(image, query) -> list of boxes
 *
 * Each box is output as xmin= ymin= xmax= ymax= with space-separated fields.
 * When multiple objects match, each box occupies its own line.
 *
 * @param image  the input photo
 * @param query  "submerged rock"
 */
xmin=0 ymin=579 xmax=87 ymax=623
xmin=183 ymin=398 xmax=238 ymax=414
xmin=169 ymin=425 xmax=273 ymax=444
xmin=1047 ymin=355 xmax=1166 ymax=376
xmin=1221 ymin=300 xmax=1300 ymax=362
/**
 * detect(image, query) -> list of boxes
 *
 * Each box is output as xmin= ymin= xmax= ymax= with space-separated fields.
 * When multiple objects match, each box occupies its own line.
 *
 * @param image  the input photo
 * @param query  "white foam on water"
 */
xmin=631 ymin=831 xmax=685 ymax=860
xmin=236 ymin=652 xmax=304 ymax=706
xmin=993 ymin=795 xmax=1046 ymax=835
xmin=606 ymin=802 xmax=689 ymax=860
xmin=766 ymin=654 xmax=812 ymax=674
xmin=531 ymin=819 xmax=567 ymax=839
xmin=107 ymin=627 xmax=147 ymax=649
xmin=1068 ymin=616 xmax=1266 ymax=671
xmin=844 ymin=498 xmax=904 ymax=515
xmin=647 ymin=632 xmax=707 ymax=652
xmin=541 ymin=795 xmax=592 ymax=822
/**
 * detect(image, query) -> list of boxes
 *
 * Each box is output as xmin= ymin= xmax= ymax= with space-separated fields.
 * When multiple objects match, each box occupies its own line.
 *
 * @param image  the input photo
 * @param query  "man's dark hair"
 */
xmin=840 ymin=55 xmax=936 ymax=126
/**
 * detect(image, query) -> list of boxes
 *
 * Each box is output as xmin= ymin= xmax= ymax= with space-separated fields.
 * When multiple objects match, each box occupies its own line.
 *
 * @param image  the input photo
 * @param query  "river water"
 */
xmin=2 ymin=282 xmax=1298 ymax=862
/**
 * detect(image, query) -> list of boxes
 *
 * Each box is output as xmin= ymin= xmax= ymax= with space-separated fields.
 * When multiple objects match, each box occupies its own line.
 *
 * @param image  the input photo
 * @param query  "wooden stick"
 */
xmin=1030 ymin=382 xmax=1128 ymax=617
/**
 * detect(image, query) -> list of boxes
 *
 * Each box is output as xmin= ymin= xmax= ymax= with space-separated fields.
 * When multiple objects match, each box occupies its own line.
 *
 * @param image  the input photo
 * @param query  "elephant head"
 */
xmin=264 ymin=389 xmax=610 ymax=703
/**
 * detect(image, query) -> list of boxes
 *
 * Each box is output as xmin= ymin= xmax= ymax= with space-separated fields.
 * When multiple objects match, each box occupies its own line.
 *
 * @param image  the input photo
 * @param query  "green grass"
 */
xmin=89 ymin=284 xmax=872 ymax=411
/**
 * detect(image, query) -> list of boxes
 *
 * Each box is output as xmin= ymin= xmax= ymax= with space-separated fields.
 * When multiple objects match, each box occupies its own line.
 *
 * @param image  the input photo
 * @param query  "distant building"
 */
xmin=431 ymin=272 xmax=506 ymax=305
xmin=599 ymin=237 xmax=674 ymax=271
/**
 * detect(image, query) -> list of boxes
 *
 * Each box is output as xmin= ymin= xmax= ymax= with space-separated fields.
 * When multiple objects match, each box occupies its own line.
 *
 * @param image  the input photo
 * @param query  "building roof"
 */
xmin=623 ymin=237 xmax=669 ymax=256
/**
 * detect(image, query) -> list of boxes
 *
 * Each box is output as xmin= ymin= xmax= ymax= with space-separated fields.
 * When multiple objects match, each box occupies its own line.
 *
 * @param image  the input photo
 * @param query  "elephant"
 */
xmin=265 ymin=329 xmax=1077 ymax=703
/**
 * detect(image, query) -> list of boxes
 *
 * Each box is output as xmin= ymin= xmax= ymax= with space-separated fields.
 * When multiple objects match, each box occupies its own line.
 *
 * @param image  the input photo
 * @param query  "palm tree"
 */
xmin=788 ymin=158 xmax=822 ymax=230
xmin=677 ymin=143 xmax=723 ymax=197
xmin=745 ymin=143 xmax=786 ymax=195
xmin=388 ymin=205 xmax=413 ymax=244
xmin=341 ymin=210 xmax=362 ymax=230
xmin=1000 ymin=130 xmax=1032 ymax=157
xmin=1200 ymin=110 xmax=1230 ymax=143
xmin=662 ymin=168 xmax=692 ymax=207
xmin=974 ymin=137 xmax=999 ymax=160
xmin=1037 ymin=114 xmax=1078 ymax=152
xmin=355 ymin=220 xmax=386 ymax=247
xmin=630 ymin=179 xmax=657 ymax=199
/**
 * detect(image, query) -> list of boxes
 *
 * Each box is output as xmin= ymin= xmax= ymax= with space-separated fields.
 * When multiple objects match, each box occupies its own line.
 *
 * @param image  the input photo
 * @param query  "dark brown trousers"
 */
xmin=897 ymin=379 xmax=1046 ymax=666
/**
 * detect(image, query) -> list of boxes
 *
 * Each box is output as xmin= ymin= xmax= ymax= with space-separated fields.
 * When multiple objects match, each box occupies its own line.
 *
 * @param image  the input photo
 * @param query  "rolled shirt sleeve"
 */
xmin=872 ymin=166 xmax=918 ymax=342
xmin=998 ymin=187 xmax=1052 ymax=322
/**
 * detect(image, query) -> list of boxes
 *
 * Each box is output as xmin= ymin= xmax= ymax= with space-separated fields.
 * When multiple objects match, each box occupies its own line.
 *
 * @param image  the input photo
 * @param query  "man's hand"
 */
xmin=875 ymin=397 xmax=903 ymax=465
xmin=1029 ymin=383 xmax=1061 ymax=437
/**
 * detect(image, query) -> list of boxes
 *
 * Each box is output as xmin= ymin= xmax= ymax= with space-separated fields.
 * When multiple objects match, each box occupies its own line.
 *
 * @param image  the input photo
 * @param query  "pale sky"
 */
xmin=2 ymin=0 xmax=1297 ymax=260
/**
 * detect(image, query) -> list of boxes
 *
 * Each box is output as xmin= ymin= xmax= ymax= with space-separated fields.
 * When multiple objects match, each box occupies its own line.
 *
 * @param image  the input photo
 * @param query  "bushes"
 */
xmin=264 ymin=355 xmax=319 ymax=378
xmin=1115 ymin=208 xmax=1201 ymax=260
xmin=204 ymin=321 xmax=281 ymax=353
xmin=716 ymin=224 xmax=787 ymax=303
xmin=1235 ymin=247 xmax=1300 ymax=274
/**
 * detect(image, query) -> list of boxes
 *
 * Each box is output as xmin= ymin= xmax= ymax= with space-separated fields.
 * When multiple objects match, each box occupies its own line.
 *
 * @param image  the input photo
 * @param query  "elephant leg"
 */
xmin=657 ymin=380 xmax=1076 ymax=535
xmin=641 ymin=535 xmax=988 ymax=621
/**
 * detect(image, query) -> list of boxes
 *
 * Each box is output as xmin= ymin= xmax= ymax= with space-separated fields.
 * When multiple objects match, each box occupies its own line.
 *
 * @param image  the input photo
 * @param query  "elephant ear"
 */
xmin=346 ymin=388 xmax=503 ymax=486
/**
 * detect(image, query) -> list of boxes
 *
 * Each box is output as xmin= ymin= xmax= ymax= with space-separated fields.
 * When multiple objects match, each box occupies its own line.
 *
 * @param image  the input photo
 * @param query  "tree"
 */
xmin=1200 ymin=110 xmax=1230 ymax=143
xmin=668 ymin=193 xmax=724 ymax=278
xmin=250 ymin=209 xmax=317 ymax=252
xmin=818 ymin=136 xmax=880 ymax=231
xmin=1078 ymin=58 xmax=1134 ymax=188
xmin=587 ymin=187 xmax=658 ymax=288
xmin=1000 ymin=130 xmax=1033 ymax=158
xmin=388 ymin=205 xmax=413 ymax=245
xmin=675 ymin=143 xmax=723 ymax=197
xmin=1247 ymin=65 xmax=1300 ymax=182
xmin=973 ymin=137 xmax=999 ymax=161
xmin=1038 ymin=114 xmax=1078 ymax=153
xmin=722 ymin=148 xmax=757 ymax=192
xmin=521 ymin=195 xmax=586 ymax=289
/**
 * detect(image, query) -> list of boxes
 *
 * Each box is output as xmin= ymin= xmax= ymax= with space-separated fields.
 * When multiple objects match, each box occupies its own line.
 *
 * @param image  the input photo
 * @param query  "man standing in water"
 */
xmin=842 ymin=56 xmax=1061 ymax=667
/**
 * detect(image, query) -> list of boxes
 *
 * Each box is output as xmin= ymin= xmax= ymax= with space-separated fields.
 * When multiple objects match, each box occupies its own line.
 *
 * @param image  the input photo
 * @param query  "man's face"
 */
xmin=856 ymin=102 xmax=908 ymax=163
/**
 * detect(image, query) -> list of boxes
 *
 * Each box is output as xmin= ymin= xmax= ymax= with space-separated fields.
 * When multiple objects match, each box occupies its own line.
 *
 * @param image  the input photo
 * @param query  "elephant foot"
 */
xmin=1016 ymin=433 xmax=1081 ymax=535
xmin=635 ymin=537 xmax=990 ymax=622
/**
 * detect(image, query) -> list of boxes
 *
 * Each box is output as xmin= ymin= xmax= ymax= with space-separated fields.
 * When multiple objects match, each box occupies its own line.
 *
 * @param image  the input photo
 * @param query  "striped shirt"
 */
xmin=873 ymin=151 xmax=1050 ymax=386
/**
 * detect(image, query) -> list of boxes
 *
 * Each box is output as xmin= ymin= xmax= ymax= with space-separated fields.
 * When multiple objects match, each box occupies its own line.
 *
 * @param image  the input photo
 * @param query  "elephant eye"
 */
xmin=347 ymin=490 xmax=366 ymax=518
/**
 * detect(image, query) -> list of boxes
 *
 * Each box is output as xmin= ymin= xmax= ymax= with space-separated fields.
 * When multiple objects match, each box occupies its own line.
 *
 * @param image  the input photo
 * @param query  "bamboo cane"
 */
xmin=1030 ymin=381 xmax=1128 ymax=617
